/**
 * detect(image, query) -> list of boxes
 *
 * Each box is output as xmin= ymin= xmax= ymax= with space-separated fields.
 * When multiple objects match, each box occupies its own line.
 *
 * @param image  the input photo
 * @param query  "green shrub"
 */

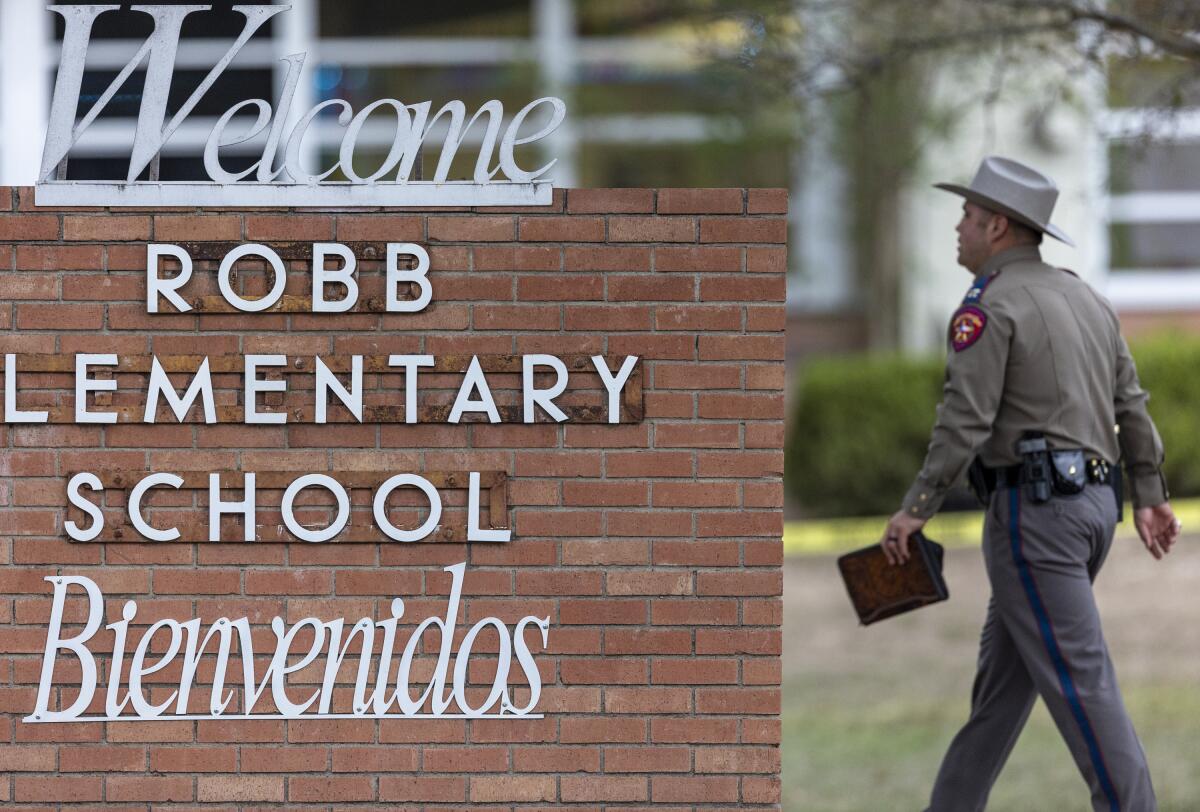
xmin=786 ymin=333 xmax=1200 ymax=517
xmin=786 ymin=353 xmax=944 ymax=517
xmin=1122 ymin=333 xmax=1200 ymax=498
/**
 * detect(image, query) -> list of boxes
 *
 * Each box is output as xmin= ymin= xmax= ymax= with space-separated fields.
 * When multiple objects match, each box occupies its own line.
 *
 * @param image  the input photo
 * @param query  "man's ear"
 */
xmin=986 ymin=213 xmax=1011 ymax=243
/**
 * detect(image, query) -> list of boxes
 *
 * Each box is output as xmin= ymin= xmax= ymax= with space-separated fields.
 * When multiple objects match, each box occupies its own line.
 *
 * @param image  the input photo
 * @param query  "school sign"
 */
xmin=0 ymin=5 xmax=784 ymax=807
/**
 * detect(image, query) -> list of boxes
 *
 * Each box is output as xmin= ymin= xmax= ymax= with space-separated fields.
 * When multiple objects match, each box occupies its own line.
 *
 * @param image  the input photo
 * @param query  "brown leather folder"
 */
xmin=837 ymin=531 xmax=949 ymax=625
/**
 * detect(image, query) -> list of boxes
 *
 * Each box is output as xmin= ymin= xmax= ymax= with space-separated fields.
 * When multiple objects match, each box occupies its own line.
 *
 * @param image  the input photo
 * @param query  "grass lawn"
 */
xmin=782 ymin=536 xmax=1200 ymax=811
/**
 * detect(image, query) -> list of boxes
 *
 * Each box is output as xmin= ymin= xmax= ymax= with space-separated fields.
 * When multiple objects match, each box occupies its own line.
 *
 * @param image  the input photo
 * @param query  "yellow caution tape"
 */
xmin=784 ymin=498 xmax=1200 ymax=556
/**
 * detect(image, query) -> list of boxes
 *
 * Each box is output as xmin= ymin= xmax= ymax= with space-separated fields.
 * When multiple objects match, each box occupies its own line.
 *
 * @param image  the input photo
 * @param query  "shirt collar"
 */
xmin=977 ymin=244 xmax=1042 ymax=279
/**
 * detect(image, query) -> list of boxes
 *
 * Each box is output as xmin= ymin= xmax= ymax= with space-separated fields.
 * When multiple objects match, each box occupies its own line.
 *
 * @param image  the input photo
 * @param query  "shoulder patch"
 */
xmin=951 ymin=306 xmax=987 ymax=352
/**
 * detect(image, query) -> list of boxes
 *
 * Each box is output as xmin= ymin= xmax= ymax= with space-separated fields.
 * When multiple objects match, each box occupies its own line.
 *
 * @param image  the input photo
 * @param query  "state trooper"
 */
xmin=880 ymin=156 xmax=1182 ymax=812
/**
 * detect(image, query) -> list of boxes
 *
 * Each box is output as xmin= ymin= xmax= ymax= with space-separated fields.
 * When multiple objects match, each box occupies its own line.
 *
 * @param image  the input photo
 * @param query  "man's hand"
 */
xmin=881 ymin=511 xmax=927 ymax=565
xmin=1133 ymin=502 xmax=1182 ymax=560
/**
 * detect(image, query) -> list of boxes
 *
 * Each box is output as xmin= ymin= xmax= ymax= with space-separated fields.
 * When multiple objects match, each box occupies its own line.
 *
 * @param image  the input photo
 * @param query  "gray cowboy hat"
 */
xmin=935 ymin=155 xmax=1074 ymax=247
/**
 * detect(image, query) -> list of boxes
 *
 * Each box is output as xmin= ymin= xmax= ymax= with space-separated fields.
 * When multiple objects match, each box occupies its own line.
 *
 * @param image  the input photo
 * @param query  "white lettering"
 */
xmin=145 ymin=356 xmax=215 ymax=424
xmin=75 ymin=353 xmax=118 ymax=424
xmin=146 ymin=244 xmax=194 ymax=313
xmin=386 ymin=243 xmax=432 ymax=312
xmin=244 ymin=355 xmax=287 ymax=425
xmin=314 ymin=356 xmax=362 ymax=424
xmin=592 ymin=355 xmax=639 ymax=424
xmin=449 ymin=356 xmax=500 ymax=424
xmin=25 ymin=566 xmax=548 ymax=722
xmin=312 ymin=243 xmax=359 ymax=314
xmin=220 ymin=244 xmax=287 ymax=312
xmin=65 ymin=472 xmax=104 ymax=542
xmin=209 ymin=472 xmax=256 ymax=542
xmin=4 ymin=353 xmax=48 ymax=423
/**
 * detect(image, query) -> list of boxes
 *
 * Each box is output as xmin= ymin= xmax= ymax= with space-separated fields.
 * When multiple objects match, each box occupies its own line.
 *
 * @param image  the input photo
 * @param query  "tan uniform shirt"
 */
xmin=901 ymin=244 xmax=1168 ymax=520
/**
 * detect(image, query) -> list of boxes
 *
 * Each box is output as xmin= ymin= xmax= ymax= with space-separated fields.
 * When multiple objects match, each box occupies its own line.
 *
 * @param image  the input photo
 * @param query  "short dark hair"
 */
xmin=1007 ymin=218 xmax=1044 ymax=246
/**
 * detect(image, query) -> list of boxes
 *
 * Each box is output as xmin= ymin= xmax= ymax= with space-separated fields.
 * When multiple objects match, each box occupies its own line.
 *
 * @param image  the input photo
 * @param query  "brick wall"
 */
xmin=0 ymin=186 xmax=786 ymax=808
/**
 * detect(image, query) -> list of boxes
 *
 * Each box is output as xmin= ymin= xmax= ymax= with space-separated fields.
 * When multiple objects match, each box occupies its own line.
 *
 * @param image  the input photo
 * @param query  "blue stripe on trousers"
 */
xmin=1007 ymin=487 xmax=1120 ymax=812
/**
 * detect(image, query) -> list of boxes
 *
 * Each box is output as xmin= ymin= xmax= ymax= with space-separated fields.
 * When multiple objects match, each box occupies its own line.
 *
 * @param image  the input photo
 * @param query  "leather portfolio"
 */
xmin=837 ymin=531 xmax=949 ymax=625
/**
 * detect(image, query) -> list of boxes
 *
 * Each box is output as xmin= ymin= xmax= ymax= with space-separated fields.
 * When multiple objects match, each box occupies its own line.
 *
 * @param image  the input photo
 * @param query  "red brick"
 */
xmin=0 ymin=275 xmax=58 ymax=300
xmin=697 ymin=628 xmax=782 ymax=656
xmin=618 ymin=450 xmax=701 ymax=479
xmin=656 ymin=423 xmax=740 ymax=449
xmin=652 ymin=775 xmax=739 ymax=803
xmin=331 ymin=746 xmax=418 ymax=772
xmin=565 ymin=245 xmax=651 ymax=271
xmin=473 ymin=244 xmax=561 ymax=270
xmin=512 ymin=746 xmax=600 ymax=772
xmin=245 ymin=214 xmax=334 ymax=240
xmin=745 ymin=775 xmax=783 ymax=804
xmin=658 ymin=188 xmax=744 ymax=214
xmin=150 ymin=746 xmax=236 ymax=772
xmin=608 ymin=276 xmax=694 ymax=302
xmin=656 ymin=304 xmax=741 ymax=331
xmin=748 ymin=187 xmax=789 ymax=214
xmin=197 ymin=775 xmax=285 ymax=802
xmin=561 ymin=657 xmax=648 ymax=684
xmin=64 ymin=215 xmax=150 ymax=241
xmin=701 ymin=216 xmax=787 ymax=243
xmin=653 ymin=657 xmax=739 ymax=684
xmin=379 ymin=776 xmax=466 ymax=802
xmin=153 ymin=569 xmax=240 ymax=594
xmin=2 ymin=745 xmax=55 ymax=771
xmin=519 ymin=215 xmax=604 ymax=242
xmin=696 ymin=687 xmax=781 ymax=714
xmin=469 ymin=775 xmax=556 ymax=802
xmin=429 ymin=216 xmax=514 ymax=241
xmin=14 ymin=776 xmax=102 ymax=802
xmin=16 ymin=243 xmax=99 ymax=268
xmin=748 ymin=245 xmax=787 ymax=272
xmin=335 ymin=214 xmax=424 ymax=241
xmin=609 ymin=216 xmax=695 ymax=242
xmin=652 ymin=598 xmax=738 ymax=625
xmin=518 ymin=273 xmax=603 ymax=300
xmin=605 ymin=746 xmax=692 ymax=772
xmin=656 ymin=245 xmax=742 ymax=272
xmin=702 ymin=276 xmax=786 ymax=303
xmin=565 ymin=304 xmax=652 ymax=331
xmin=289 ymin=776 xmax=375 ymax=802
xmin=567 ymin=188 xmax=655 ymax=213
xmin=0 ymin=214 xmax=59 ymax=240
xmin=106 ymin=776 xmax=193 ymax=802
xmin=423 ymin=746 xmax=507 ymax=772
xmin=560 ymin=598 xmax=647 ymax=625
xmin=154 ymin=215 xmax=241 ymax=241
xmin=606 ymin=686 xmax=692 ymax=713
xmin=560 ymin=716 xmax=645 ymax=743
xmin=699 ymin=334 xmax=785 ymax=360
xmin=561 ymin=775 xmax=649 ymax=802
xmin=563 ymin=480 xmax=647 ymax=506
xmin=651 ymin=717 xmax=738 ymax=743
xmin=607 ymin=570 xmax=692 ymax=596
xmin=60 ymin=745 xmax=144 ymax=772
xmin=473 ymin=304 xmax=560 ymax=330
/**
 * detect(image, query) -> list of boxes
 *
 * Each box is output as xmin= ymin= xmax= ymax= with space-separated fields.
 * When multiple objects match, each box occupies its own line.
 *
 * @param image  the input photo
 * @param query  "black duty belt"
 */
xmin=982 ymin=455 xmax=1115 ymax=492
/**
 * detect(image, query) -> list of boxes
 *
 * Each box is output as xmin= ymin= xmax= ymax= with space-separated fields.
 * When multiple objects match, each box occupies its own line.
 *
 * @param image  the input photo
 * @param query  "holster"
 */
xmin=967 ymin=456 xmax=990 ymax=506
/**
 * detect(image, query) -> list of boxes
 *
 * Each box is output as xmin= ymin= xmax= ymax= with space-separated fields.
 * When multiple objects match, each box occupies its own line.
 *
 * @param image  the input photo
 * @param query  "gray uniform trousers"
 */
xmin=928 ymin=483 xmax=1155 ymax=812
